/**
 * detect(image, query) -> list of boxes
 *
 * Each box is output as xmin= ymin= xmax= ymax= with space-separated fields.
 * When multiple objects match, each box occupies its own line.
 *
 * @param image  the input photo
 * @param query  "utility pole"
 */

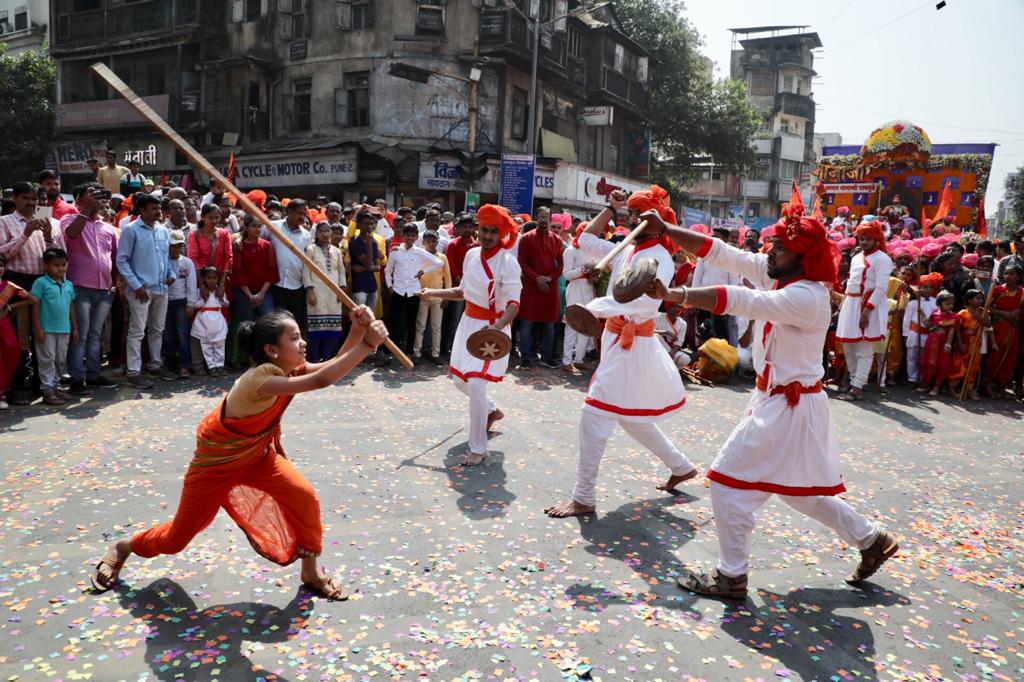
xmin=526 ymin=17 xmax=540 ymax=155
xmin=468 ymin=36 xmax=480 ymax=189
xmin=707 ymin=158 xmax=714 ymax=221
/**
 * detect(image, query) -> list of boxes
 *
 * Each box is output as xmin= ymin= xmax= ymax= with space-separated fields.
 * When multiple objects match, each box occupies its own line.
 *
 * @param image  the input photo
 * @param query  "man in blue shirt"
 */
xmin=115 ymin=194 xmax=172 ymax=389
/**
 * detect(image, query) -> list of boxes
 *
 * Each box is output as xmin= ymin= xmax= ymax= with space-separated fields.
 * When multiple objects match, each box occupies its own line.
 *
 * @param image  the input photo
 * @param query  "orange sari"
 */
xmin=950 ymin=309 xmax=983 ymax=384
xmin=131 ymin=368 xmax=321 ymax=566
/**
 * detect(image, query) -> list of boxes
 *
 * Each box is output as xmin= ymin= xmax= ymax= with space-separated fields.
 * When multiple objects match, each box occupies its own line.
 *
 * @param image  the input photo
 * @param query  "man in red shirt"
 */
xmin=517 ymin=206 xmax=564 ymax=369
xmin=39 ymin=170 xmax=78 ymax=221
xmin=441 ymin=213 xmax=478 ymax=355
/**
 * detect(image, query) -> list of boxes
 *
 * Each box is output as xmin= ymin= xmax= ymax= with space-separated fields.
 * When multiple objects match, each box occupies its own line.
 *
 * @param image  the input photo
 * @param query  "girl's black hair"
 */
xmin=936 ymin=290 xmax=955 ymax=305
xmin=199 ymin=265 xmax=219 ymax=278
xmin=964 ymin=288 xmax=983 ymax=302
xmin=236 ymin=310 xmax=296 ymax=364
xmin=200 ymin=203 xmax=220 ymax=219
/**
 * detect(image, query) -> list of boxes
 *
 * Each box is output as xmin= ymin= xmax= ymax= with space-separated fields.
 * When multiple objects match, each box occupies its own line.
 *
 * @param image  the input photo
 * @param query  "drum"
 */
xmin=467 ymin=328 xmax=512 ymax=361
xmin=565 ymin=304 xmax=603 ymax=337
xmin=612 ymin=257 xmax=658 ymax=303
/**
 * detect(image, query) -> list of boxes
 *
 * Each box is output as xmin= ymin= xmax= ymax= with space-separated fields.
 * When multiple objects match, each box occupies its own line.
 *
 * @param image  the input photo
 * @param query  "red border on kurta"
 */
xmin=584 ymin=396 xmax=686 ymax=416
xmin=708 ymin=469 xmax=846 ymax=496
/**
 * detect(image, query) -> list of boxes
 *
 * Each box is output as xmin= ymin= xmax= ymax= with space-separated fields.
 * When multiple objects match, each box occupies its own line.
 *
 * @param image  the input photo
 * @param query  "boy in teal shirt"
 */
xmin=30 ymin=248 xmax=78 ymax=405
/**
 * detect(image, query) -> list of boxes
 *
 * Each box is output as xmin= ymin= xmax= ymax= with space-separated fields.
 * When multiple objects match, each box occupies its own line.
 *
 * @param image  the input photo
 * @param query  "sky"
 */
xmin=681 ymin=0 xmax=1024 ymax=212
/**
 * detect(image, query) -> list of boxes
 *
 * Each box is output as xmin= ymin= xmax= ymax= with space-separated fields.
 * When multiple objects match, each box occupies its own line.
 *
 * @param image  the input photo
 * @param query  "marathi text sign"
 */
xmin=823 ymin=182 xmax=881 ymax=194
xmin=419 ymin=156 xmax=465 ymax=191
xmin=58 ymin=95 xmax=170 ymax=130
xmin=498 ymin=154 xmax=536 ymax=216
xmin=235 ymin=149 xmax=357 ymax=188
xmin=53 ymin=140 xmax=107 ymax=174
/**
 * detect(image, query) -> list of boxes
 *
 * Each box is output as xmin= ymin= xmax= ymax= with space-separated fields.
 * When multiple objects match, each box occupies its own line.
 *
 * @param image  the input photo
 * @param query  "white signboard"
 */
xmin=419 ymin=156 xmax=465 ymax=191
xmin=554 ymin=162 xmax=648 ymax=210
xmin=235 ymin=148 xmax=357 ymax=188
xmin=580 ymin=106 xmax=614 ymax=126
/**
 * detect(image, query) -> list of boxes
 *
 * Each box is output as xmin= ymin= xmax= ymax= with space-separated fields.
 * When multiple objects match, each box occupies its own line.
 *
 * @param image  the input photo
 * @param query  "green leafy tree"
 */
xmin=0 ymin=44 xmax=56 ymax=188
xmin=1005 ymin=166 xmax=1024 ymax=235
xmin=613 ymin=0 xmax=763 ymax=189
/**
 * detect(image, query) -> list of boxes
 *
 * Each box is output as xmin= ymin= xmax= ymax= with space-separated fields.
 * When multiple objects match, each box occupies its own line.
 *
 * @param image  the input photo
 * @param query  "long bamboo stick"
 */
xmin=595 ymin=220 xmax=649 ymax=272
xmin=90 ymin=62 xmax=413 ymax=368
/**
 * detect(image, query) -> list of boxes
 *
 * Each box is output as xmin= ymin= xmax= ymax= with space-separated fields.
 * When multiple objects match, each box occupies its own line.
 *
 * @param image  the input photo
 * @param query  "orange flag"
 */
xmin=811 ymin=196 xmax=823 ymax=222
xmin=976 ymin=197 xmax=987 ymax=238
xmin=929 ymin=181 xmax=953 ymax=228
xmin=921 ymin=207 xmax=929 ymax=238
xmin=789 ymin=180 xmax=804 ymax=212
xmin=227 ymin=152 xmax=236 ymax=184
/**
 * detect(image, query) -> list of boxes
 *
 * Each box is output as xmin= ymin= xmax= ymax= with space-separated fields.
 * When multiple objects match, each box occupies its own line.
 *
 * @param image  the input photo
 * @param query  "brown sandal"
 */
xmin=846 ymin=530 xmax=899 ymax=584
xmin=676 ymin=568 xmax=748 ymax=599
xmin=90 ymin=555 xmax=126 ymax=593
xmin=303 ymin=576 xmax=349 ymax=601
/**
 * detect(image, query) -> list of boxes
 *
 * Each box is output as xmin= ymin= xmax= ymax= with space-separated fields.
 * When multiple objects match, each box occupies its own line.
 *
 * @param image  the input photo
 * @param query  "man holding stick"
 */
xmin=545 ymin=187 xmax=698 ymax=519
xmin=639 ymin=203 xmax=899 ymax=599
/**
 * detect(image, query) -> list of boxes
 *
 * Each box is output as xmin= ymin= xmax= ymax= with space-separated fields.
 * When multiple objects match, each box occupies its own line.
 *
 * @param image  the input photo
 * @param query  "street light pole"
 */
xmin=526 ymin=19 xmax=540 ymax=155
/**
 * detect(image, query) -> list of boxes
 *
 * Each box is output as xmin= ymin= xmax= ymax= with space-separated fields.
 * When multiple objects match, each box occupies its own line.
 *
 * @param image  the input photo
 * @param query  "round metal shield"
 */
xmin=565 ymin=304 xmax=604 ymax=337
xmin=467 ymin=328 xmax=512 ymax=361
xmin=612 ymin=257 xmax=659 ymax=303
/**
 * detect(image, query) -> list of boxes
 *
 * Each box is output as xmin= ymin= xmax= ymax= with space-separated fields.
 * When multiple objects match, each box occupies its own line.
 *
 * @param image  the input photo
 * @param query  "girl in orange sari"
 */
xmin=950 ymin=289 xmax=993 ymax=400
xmin=91 ymin=306 xmax=388 ymax=599
xmin=984 ymin=264 xmax=1023 ymax=398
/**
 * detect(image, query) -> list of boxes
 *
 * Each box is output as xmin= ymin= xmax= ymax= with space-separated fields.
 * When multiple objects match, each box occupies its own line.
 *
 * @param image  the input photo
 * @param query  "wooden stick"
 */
xmin=595 ymin=220 xmax=648 ymax=272
xmin=958 ymin=284 xmax=997 ymax=400
xmin=90 ymin=62 xmax=413 ymax=369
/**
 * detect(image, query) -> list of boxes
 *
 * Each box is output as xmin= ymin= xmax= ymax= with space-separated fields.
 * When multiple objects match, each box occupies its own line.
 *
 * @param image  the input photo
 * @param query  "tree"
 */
xmin=1005 ymin=166 xmax=1024 ymax=235
xmin=0 ymin=44 xmax=56 ymax=188
xmin=613 ymin=0 xmax=763 ymax=188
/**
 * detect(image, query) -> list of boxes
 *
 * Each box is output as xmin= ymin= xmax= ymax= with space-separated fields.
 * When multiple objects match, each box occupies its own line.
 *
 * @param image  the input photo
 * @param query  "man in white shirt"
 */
xmin=415 ymin=208 xmax=450 ymax=253
xmin=162 ymin=199 xmax=196 ymax=257
xmin=693 ymin=226 xmax=740 ymax=340
xmin=262 ymin=199 xmax=313 ymax=337
xmin=375 ymin=223 xmax=443 ymax=366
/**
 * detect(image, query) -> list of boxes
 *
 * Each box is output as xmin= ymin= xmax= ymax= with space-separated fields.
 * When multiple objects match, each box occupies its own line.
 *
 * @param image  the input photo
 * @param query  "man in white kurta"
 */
xmin=901 ymin=274 xmax=941 ymax=385
xmin=421 ymin=205 xmax=522 ymax=466
xmin=561 ymin=232 xmax=596 ymax=371
xmin=836 ymin=221 xmax=894 ymax=400
xmin=645 ymin=208 xmax=899 ymax=599
xmin=545 ymin=187 xmax=697 ymax=518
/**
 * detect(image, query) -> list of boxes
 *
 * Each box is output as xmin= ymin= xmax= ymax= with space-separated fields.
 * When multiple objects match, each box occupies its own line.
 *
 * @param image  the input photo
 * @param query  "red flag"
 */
xmin=811 ymin=196 xmax=823 ymax=222
xmin=227 ymin=152 xmax=236 ymax=184
xmin=976 ymin=197 xmax=987 ymax=238
xmin=789 ymin=180 xmax=804 ymax=212
xmin=929 ymin=181 xmax=953 ymax=228
xmin=921 ymin=207 xmax=929 ymax=238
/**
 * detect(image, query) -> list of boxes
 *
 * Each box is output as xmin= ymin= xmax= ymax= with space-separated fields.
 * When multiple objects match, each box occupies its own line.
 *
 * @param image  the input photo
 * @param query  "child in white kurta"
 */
xmin=190 ymin=267 xmax=229 ymax=374
xmin=902 ymin=278 xmax=939 ymax=385
xmin=836 ymin=238 xmax=893 ymax=394
xmin=561 ymin=241 xmax=596 ymax=368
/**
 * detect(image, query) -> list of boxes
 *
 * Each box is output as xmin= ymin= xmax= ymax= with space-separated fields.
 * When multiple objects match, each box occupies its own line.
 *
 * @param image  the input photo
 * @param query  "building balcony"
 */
xmin=199 ymin=108 xmax=271 ymax=144
xmin=586 ymin=66 xmax=650 ymax=116
xmin=53 ymin=0 xmax=225 ymax=51
xmin=741 ymin=49 xmax=814 ymax=72
xmin=774 ymin=92 xmax=815 ymax=120
xmin=479 ymin=9 xmax=567 ymax=78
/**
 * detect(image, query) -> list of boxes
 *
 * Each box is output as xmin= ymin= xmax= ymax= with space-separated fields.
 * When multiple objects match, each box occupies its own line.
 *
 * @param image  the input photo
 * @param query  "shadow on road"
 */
xmin=116 ymin=578 xmax=313 ymax=682
xmin=563 ymin=495 xmax=702 ymax=614
xmin=720 ymin=584 xmax=911 ymax=681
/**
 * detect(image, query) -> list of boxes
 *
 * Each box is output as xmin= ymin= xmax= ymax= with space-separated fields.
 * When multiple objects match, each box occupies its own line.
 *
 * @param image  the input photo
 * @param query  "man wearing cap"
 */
xmin=420 ymin=205 xmax=521 ymax=465
xmin=831 ymin=206 xmax=851 ymax=237
xmin=641 ymin=203 xmax=900 ymax=599
xmin=835 ymin=220 xmax=893 ymax=401
xmin=545 ymin=187 xmax=697 ymax=519
xmin=62 ymin=183 xmax=120 ymax=394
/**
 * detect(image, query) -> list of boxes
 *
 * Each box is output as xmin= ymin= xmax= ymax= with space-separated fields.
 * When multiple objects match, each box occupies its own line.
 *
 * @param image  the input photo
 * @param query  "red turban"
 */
xmin=627 ymin=184 xmax=677 ymax=225
xmin=919 ymin=273 xmax=944 ymax=289
xmin=855 ymin=220 xmax=887 ymax=252
xmin=478 ymin=204 xmax=520 ymax=249
xmin=772 ymin=201 xmax=840 ymax=285
xmin=246 ymin=189 xmax=267 ymax=210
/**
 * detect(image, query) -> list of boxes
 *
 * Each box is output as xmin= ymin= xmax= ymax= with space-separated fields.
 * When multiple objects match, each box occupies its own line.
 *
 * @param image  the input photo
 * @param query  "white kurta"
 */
xmin=190 ymin=291 xmax=228 ymax=342
xmin=654 ymin=313 xmax=689 ymax=368
xmin=696 ymin=237 xmax=845 ymax=495
xmin=562 ymin=245 xmax=596 ymax=310
xmin=579 ymin=233 xmax=685 ymax=423
xmin=448 ymin=246 xmax=523 ymax=383
xmin=836 ymin=249 xmax=893 ymax=343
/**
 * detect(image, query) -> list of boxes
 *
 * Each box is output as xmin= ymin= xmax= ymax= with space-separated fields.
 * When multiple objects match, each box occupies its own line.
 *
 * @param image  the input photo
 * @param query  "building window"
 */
xmin=782 ymin=74 xmax=793 ymax=93
xmin=415 ymin=0 xmax=444 ymax=37
xmin=72 ymin=0 xmax=101 ymax=10
xmin=747 ymin=202 xmax=760 ymax=217
xmin=244 ymin=0 xmax=262 ymax=21
xmin=14 ymin=8 xmax=27 ymax=30
xmin=292 ymin=78 xmax=312 ymax=131
xmin=346 ymin=72 xmax=369 ymax=127
xmin=510 ymin=86 xmax=527 ymax=140
xmin=292 ymin=0 xmax=306 ymax=38
xmin=352 ymin=0 xmax=373 ymax=29
xmin=779 ymin=117 xmax=790 ymax=133
xmin=568 ymin=26 xmax=582 ymax=59
xmin=749 ymin=72 xmax=773 ymax=96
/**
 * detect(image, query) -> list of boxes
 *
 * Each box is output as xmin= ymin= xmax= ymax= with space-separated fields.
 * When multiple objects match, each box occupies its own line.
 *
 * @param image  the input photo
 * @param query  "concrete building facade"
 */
xmin=0 ymin=0 xmax=48 ymax=55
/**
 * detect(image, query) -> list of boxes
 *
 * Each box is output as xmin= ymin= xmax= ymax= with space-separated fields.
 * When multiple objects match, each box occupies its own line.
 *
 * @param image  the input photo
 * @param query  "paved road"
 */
xmin=1 ymin=364 xmax=1021 ymax=681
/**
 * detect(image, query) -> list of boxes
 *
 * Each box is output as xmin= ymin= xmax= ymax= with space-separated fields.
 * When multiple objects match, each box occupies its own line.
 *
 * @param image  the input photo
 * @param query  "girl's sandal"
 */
xmin=676 ymin=568 xmax=748 ymax=599
xmin=90 ymin=553 xmax=126 ymax=593
xmin=303 ymin=576 xmax=349 ymax=601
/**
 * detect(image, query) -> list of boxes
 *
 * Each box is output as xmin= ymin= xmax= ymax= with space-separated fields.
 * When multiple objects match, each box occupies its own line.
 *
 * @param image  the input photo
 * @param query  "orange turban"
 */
xmin=571 ymin=222 xmax=589 ymax=249
xmin=626 ymin=184 xmax=677 ymax=225
xmin=478 ymin=204 xmax=520 ymax=249
xmin=855 ymin=220 xmax=887 ymax=251
xmin=517 ymin=213 xmax=531 ymax=223
xmin=772 ymin=201 xmax=840 ymax=285
xmin=918 ymin=273 xmax=944 ymax=289
xmin=246 ymin=189 xmax=267 ymax=210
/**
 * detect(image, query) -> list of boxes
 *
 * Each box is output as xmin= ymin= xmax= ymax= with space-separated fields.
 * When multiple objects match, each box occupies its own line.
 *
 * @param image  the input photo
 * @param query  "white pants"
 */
xmin=844 ymin=340 xmax=874 ymax=390
xmin=904 ymin=335 xmax=922 ymax=383
xmin=35 ymin=332 xmax=69 ymax=393
xmin=671 ymin=350 xmax=691 ymax=370
xmin=710 ymin=481 xmax=879 ymax=577
xmin=562 ymin=326 xmax=588 ymax=366
xmin=453 ymin=376 xmax=497 ymax=455
xmin=572 ymin=409 xmax=696 ymax=507
xmin=126 ymin=292 xmax=168 ymax=375
xmin=197 ymin=338 xmax=225 ymax=369
xmin=414 ymin=298 xmax=443 ymax=358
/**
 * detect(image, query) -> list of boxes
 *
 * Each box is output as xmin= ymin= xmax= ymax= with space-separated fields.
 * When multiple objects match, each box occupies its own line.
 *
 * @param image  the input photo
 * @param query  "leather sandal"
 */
xmin=676 ymin=567 xmax=748 ymax=599
xmin=846 ymin=530 xmax=900 ymax=584
xmin=302 ymin=575 xmax=349 ymax=601
xmin=90 ymin=554 xmax=126 ymax=593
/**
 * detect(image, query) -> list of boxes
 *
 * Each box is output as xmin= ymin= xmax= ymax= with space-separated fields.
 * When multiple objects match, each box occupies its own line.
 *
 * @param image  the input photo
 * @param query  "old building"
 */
xmin=48 ymin=0 xmax=654 ymax=213
xmin=0 ymin=0 xmax=49 ymax=55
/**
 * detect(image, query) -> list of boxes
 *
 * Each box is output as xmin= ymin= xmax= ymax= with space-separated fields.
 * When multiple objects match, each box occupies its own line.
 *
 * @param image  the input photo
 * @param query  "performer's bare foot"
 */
xmin=90 ymin=538 xmax=132 ymax=592
xmin=656 ymin=468 xmax=699 ymax=493
xmin=544 ymin=500 xmax=596 ymax=517
xmin=487 ymin=408 xmax=504 ymax=432
xmin=300 ymin=557 xmax=348 ymax=600
xmin=463 ymin=452 xmax=487 ymax=466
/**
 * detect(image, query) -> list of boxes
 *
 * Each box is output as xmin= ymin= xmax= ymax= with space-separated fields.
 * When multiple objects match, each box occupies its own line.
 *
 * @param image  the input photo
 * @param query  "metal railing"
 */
xmin=55 ymin=0 xmax=224 ymax=46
